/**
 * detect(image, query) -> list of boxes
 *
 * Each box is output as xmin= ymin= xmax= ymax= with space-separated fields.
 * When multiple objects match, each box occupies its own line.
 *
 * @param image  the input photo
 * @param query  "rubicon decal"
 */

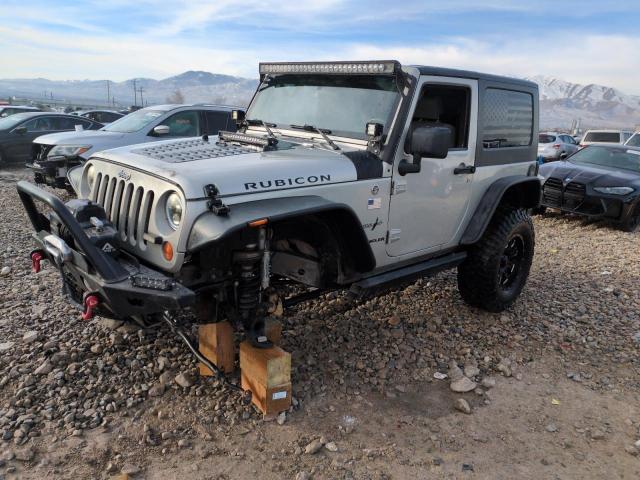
xmin=244 ymin=174 xmax=331 ymax=191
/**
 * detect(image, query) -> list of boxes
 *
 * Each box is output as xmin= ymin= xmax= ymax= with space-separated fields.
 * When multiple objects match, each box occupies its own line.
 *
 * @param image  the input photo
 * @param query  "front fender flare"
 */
xmin=187 ymin=196 xmax=375 ymax=271
xmin=460 ymin=175 xmax=541 ymax=245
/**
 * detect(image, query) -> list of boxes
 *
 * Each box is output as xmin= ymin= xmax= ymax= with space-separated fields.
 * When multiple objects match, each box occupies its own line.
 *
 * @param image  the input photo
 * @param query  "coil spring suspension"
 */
xmin=233 ymin=243 xmax=271 ymax=348
xmin=234 ymin=244 xmax=261 ymax=319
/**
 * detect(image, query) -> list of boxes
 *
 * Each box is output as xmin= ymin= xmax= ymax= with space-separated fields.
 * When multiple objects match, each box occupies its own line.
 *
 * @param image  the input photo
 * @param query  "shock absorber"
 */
xmin=233 ymin=234 xmax=271 ymax=348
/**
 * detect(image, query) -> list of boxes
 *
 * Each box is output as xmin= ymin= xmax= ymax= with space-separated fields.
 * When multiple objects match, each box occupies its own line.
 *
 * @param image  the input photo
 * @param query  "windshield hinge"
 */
xmin=204 ymin=184 xmax=229 ymax=216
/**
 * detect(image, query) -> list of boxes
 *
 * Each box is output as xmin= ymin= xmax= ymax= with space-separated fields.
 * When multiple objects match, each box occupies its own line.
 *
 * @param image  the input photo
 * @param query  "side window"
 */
xmin=77 ymin=118 xmax=95 ymax=130
xmin=23 ymin=117 xmax=55 ymax=132
xmin=408 ymin=84 xmax=471 ymax=149
xmin=102 ymin=112 xmax=121 ymax=123
xmin=482 ymin=88 xmax=533 ymax=148
xmin=163 ymin=110 xmax=200 ymax=137
xmin=204 ymin=111 xmax=229 ymax=135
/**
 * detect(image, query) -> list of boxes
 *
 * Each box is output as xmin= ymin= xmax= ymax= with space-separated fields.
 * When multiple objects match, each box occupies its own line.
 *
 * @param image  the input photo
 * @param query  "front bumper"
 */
xmin=540 ymin=177 xmax=637 ymax=223
xmin=16 ymin=181 xmax=195 ymax=320
xmin=26 ymin=155 xmax=82 ymax=189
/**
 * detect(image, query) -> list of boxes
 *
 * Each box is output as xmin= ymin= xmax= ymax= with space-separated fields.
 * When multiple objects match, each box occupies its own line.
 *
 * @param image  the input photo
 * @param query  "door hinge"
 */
xmin=204 ymin=184 xmax=229 ymax=216
xmin=393 ymin=180 xmax=407 ymax=195
xmin=389 ymin=229 xmax=401 ymax=242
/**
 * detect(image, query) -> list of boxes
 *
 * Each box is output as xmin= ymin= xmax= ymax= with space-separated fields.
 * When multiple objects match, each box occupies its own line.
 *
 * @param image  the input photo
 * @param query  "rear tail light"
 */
xmin=553 ymin=144 xmax=560 ymax=149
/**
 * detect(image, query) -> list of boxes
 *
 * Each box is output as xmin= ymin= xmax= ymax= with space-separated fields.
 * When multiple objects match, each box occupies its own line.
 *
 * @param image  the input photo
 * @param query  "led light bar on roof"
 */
xmin=259 ymin=61 xmax=399 ymax=76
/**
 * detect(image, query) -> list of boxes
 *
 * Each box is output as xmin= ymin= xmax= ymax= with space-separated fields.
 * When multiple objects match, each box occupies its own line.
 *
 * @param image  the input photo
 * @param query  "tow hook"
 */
xmin=30 ymin=250 xmax=44 ymax=273
xmin=81 ymin=294 xmax=100 ymax=320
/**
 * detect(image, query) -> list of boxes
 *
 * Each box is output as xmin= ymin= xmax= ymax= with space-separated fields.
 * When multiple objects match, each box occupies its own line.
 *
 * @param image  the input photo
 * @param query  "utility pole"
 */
xmin=138 ymin=86 xmax=145 ymax=107
xmin=106 ymin=80 xmax=110 ymax=107
xmin=133 ymin=79 xmax=137 ymax=106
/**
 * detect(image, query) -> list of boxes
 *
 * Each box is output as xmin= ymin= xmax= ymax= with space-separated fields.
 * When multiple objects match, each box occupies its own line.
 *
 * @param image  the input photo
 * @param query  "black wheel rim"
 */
xmin=498 ymin=234 xmax=524 ymax=289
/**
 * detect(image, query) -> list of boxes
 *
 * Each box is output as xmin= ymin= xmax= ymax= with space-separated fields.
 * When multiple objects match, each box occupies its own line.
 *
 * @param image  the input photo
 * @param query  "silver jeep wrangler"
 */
xmin=18 ymin=60 xmax=540 ymax=353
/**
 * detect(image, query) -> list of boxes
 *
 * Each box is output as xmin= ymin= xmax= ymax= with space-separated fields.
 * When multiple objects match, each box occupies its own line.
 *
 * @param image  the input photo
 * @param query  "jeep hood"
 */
xmin=92 ymin=137 xmax=375 ymax=199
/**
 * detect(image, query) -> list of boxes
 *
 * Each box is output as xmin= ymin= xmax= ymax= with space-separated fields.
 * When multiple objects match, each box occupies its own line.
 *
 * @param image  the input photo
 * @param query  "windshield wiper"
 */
xmin=290 ymin=124 xmax=340 ymax=151
xmin=246 ymin=118 xmax=277 ymax=141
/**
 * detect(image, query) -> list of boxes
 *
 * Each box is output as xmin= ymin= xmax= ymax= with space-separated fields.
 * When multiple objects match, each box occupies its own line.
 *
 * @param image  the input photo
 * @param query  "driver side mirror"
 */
xmin=152 ymin=125 xmax=170 ymax=136
xmin=399 ymin=125 xmax=452 ymax=175
xmin=13 ymin=126 xmax=27 ymax=135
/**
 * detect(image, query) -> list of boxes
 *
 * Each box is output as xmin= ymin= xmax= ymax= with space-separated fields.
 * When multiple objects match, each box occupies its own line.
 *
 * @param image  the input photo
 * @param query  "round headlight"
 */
xmin=86 ymin=165 xmax=96 ymax=189
xmin=165 ymin=192 xmax=183 ymax=229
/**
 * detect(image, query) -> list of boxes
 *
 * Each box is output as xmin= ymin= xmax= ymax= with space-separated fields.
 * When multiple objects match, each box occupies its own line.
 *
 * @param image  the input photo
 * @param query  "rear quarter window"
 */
xmin=482 ymin=88 xmax=533 ymax=148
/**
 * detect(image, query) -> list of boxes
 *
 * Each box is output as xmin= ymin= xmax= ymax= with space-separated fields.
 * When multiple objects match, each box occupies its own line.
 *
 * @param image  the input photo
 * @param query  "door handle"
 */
xmin=453 ymin=163 xmax=476 ymax=175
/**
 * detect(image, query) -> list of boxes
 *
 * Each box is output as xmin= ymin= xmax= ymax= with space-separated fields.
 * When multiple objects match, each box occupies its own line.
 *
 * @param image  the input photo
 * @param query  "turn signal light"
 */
xmin=248 ymin=218 xmax=268 ymax=228
xmin=162 ymin=241 xmax=174 ymax=261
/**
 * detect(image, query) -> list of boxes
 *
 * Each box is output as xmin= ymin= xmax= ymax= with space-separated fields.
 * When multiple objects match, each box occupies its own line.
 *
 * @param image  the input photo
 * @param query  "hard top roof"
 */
xmin=411 ymin=65 xmax=537 ymax=89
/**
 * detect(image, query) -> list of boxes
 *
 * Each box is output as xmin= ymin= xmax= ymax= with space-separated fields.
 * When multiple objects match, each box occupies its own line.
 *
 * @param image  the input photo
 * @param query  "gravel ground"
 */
xmin=0 ymin=166 xmax=639 ymax=479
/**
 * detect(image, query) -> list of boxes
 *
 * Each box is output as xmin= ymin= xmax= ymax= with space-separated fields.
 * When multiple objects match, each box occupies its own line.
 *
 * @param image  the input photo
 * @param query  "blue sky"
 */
xmin=2 ymin=0 xmax=640 ymax=93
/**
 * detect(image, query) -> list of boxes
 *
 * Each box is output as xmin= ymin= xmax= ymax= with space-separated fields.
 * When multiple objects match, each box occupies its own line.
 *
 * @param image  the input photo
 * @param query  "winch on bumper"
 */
xmin=17 ymin=181 xmax=195 ymax=321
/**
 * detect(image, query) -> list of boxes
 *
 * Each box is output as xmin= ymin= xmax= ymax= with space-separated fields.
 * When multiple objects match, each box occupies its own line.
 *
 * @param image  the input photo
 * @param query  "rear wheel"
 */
xmin=457 ymin=208 xmax=535 ymax=312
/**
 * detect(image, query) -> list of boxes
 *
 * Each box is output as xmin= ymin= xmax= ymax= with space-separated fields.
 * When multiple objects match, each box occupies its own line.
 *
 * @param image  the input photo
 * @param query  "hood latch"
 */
xmin=204 ymin=184 xmax=229 ymax=216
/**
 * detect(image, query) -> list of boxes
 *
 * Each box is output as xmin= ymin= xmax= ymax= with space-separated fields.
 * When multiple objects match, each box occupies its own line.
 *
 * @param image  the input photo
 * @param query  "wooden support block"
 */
xmin=198 ymin=321 xmax=235 ymax=375
xmin=240 ymin=341 xmax=291 ymax=415
xmin=265 ymin=318 xmax=282 ymax=345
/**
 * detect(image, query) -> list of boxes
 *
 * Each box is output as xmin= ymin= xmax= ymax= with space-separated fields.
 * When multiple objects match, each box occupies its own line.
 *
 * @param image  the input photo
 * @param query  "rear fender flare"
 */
xmin=460 ymin=175 xmax=541 ymax=245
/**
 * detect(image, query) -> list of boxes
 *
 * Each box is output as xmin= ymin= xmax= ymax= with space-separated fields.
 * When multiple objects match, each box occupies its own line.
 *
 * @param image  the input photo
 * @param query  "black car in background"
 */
xmin=539 ymin=144 xmax=640 ymax=231
xmin=0 ymin=112 xmax=102 ymax=164
xmin=72 ymin=109 xmax=125 ymax=125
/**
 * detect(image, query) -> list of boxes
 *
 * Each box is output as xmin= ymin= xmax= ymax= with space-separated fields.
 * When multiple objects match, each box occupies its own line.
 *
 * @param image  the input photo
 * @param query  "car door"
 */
xmin=387 ymin=77 xmax=478 ymax=256
xmin=6 ymin=116 xmax=59 ymax=161
xmin=563 ymin=135 xmax=578 ymax=155
xmin=151 ymin=110 xmax=203 ymax=139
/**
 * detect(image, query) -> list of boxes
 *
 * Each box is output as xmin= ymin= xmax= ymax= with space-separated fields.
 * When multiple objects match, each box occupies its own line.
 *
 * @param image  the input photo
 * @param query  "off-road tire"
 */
xmin=457 ymin=208 xmax=534 ymax=312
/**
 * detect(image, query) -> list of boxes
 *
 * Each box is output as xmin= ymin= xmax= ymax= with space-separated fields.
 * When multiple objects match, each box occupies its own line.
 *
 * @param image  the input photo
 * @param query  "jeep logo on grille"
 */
xmin=118 ymin=170 xmax=131 ymax=181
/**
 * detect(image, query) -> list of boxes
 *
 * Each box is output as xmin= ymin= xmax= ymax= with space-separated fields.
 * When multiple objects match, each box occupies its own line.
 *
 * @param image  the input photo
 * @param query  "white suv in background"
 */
xmin=580 ymin=129 xmax=633 ymax=147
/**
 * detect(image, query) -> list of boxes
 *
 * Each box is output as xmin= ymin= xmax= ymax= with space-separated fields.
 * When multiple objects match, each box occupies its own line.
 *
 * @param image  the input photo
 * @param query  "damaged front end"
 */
xmin=17 ymin=181 xmax=195 ymax=323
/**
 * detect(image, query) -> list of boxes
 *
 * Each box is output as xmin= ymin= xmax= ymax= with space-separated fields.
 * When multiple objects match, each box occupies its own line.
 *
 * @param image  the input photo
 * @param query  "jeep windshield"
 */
xmin=247 ymin=74 xmax=400 ymax=140
xmin=103 ymin=110 xmax=163 ymax=133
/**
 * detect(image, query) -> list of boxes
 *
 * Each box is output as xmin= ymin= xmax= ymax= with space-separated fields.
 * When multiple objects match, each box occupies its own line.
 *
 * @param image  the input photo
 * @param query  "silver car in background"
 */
xmin=537 ymin=132 xmax=579 ymax=162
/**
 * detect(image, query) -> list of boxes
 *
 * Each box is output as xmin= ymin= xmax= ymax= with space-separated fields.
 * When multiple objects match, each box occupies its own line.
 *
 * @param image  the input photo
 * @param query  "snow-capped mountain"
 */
xmin=0 ymin=71 xmax=639 ymax=129
xmin=526 ymin=75 xmax=640 ymax=129
xmin=0 ymin=71 xmax=258 ymax=108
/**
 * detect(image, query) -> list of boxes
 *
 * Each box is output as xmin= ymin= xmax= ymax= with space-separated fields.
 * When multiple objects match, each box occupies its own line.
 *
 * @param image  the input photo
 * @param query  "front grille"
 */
xmin=542 ymin=178 xmax=563 ymax=208
xmin=92 ymin=173 xmax=154 ymax=249
xmin=542 ymin=178 xmax=586 ymax=211
xmin=563 ymin=182 xmax=585 ymax=209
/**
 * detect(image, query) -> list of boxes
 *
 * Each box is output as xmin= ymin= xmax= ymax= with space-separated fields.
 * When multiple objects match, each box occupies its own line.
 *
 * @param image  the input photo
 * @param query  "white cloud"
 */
xmin=342 ymin=34 xmax=640 ymax=95
xmin=1 ymin=2 xmax=640 ymax=96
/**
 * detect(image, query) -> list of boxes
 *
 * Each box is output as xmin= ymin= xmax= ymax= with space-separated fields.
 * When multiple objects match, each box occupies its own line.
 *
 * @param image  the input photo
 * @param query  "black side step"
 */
xmin=350 ymin=251 xmax=467 ymax=295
